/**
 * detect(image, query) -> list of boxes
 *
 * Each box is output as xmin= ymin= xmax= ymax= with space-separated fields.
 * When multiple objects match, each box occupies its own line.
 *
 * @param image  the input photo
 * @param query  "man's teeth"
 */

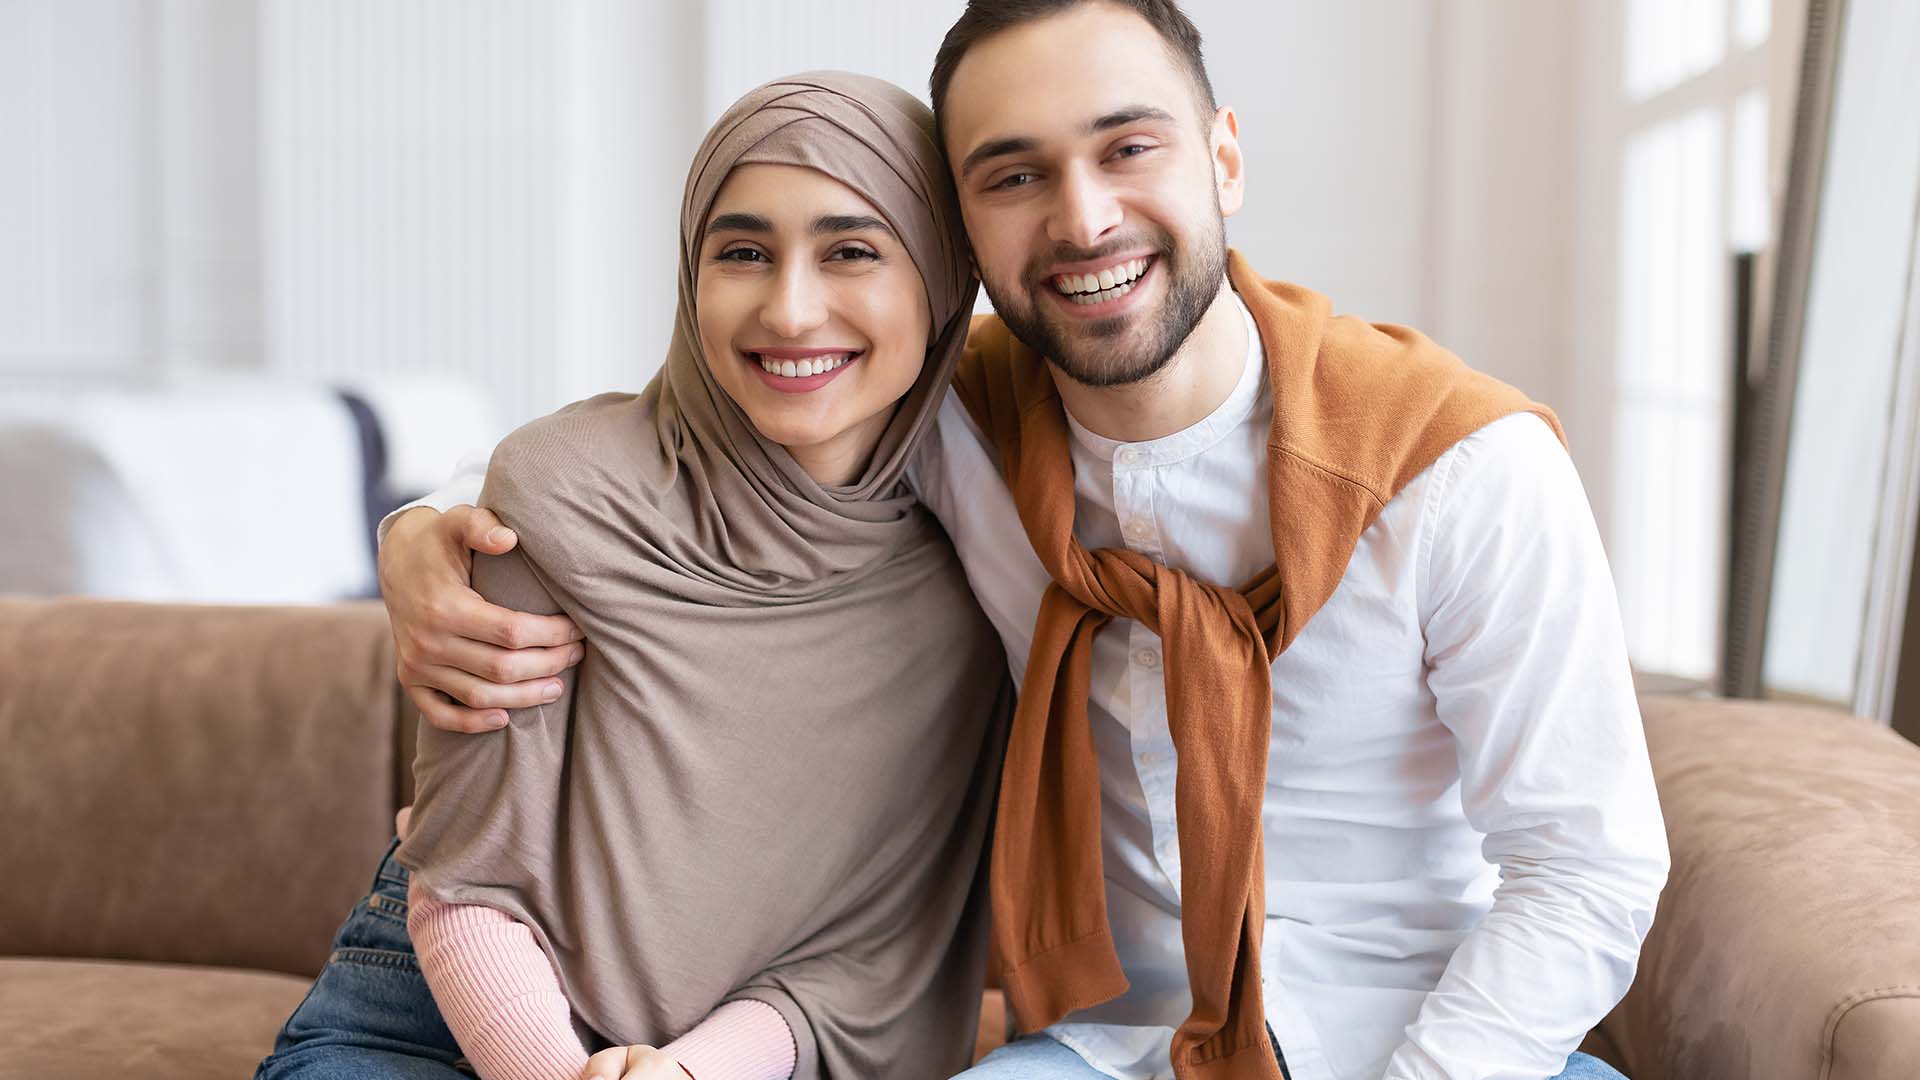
xmin=1052 ymin=257 xmax=1150 ymax=304
xmin=757 ymin=353 xmax=855 ymax=378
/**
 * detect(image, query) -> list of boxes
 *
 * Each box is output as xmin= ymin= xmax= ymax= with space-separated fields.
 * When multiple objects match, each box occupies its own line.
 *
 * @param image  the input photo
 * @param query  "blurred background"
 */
xmin=5 ymin=0 xmax=1919 ymax=738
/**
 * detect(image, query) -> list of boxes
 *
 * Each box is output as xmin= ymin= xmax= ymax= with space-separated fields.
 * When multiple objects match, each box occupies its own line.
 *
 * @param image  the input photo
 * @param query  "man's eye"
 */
xmin=991 ymin=172 xmax=1038 ymax=191
xmin=1112 ymin=144 xmax=1151 ymax=160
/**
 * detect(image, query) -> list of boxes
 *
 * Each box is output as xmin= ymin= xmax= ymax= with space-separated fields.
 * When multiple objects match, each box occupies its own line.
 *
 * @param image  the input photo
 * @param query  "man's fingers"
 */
xmin=477 ymin=602 xmax=586 ymax=650
xmin=439 ymin=635 xmax=586 ymax=685
xmin=415 ymin=588 xmax=580 ymax=658
xmin=418 ymin=663 xmax=565 ymax=713
xmin=453 ymin=505 xmax=517 ymax=555
xmin=405 ymin=683 xmax=507 ymax=734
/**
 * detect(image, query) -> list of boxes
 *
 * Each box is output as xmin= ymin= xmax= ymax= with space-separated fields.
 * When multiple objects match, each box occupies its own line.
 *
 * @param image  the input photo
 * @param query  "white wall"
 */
xmin=0 ymin=0 xmax=153 ymax=378
xmin=1 ymin=1 xmax=1577 ymax=418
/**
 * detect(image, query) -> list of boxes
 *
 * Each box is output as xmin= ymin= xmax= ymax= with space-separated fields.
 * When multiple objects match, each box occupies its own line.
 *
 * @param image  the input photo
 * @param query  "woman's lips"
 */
xmin=744 ymin=349 xmax=862 ymax=394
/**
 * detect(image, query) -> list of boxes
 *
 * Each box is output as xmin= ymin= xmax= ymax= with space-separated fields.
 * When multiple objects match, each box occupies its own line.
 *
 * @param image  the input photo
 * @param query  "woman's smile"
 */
xmin=744 ymin=345 xmax=865 ymax=394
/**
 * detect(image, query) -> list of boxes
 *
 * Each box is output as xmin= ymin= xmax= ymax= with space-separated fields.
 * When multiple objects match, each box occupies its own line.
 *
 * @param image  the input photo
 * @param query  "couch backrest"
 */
xmin=0 ymin=598 xmax=413 ymax=977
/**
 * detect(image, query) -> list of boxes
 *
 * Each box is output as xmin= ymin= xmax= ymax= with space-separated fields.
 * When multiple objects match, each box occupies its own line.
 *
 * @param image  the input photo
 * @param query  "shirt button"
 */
xmin=1117 ymin=446 xmax=1143 ymax=465
xmin=1123 ymin=519 xmax=1154 ymax=543
xmin=1134 ymin=648 xmax=1161 ymax=669
xmin=1139 ymin=751 xmax=1161 ymax=765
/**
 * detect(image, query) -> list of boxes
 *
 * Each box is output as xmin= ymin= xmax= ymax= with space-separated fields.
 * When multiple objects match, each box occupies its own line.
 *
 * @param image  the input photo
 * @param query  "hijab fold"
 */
xmin=399 ymin=72 xmax=1008 ymax=1079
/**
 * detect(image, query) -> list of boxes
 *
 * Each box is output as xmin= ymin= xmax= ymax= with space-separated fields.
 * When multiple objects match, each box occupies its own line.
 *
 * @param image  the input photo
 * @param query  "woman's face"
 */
xmin=696 ymin=163 xmax=933 ymax=484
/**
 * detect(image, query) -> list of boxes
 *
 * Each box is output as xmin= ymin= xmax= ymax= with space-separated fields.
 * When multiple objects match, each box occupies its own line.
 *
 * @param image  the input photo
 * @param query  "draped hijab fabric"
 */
xmin=953 ymin=251 xmax=1564 ymax=1079
xmin=397 ymin=72 xmax=1009 ymax=1079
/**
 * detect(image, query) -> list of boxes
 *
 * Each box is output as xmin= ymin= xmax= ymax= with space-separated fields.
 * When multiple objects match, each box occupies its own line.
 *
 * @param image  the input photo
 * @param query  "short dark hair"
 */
xmin=929 ymin=0 xmax=1218 ymax=140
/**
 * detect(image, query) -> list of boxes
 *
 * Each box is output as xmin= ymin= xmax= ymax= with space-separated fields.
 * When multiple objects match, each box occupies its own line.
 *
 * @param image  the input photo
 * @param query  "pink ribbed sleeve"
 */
xmin=408 ymin=887 xmax=589 ymax=1080
xmin=406 ymin=882 xmax=796 ymax=1080
xmin=664 ymin=999 xmax=798 ymax=1079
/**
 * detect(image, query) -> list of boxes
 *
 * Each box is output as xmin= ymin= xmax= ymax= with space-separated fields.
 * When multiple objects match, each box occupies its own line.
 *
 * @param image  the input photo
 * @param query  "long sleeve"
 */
xmin=376 ymin=447 xmax=493 ymax=544
xmin=409 ymin=887 xmax=590 ymax=1080
xmin=662 ymin=1000 xmax=798 ymax=1080
xmin=410 ymin=889 xmax=797 ymax=1080
xmin=1382 ymin=416 xmax=1670 ymax=1080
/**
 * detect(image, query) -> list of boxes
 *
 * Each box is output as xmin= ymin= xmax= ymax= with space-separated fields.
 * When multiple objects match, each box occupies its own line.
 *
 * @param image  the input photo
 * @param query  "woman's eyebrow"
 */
xmin=707 ymin=211 xmax=772 ymax=233
xmin=813 ymin=213 xmax=893 ymax=237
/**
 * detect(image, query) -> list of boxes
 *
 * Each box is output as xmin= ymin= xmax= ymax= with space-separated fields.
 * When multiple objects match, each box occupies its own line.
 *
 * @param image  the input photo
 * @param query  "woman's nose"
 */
xmin=759 ymin=264 xmax=829 ymax=338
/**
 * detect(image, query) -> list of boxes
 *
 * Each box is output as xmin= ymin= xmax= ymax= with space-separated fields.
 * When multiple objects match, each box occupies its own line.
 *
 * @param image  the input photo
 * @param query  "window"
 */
xmin=1607 ymin=2 xmax=1775 ymax=684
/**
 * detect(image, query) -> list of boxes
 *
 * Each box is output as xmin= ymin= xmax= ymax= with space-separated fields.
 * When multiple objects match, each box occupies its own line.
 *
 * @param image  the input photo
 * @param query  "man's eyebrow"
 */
xmin=1089 ymin=105 xmax=1179 ymax=133
xmin=706 ymin=211 xmax=772 ymax=233
xmin=959 ymin=135 xmax=1038 ymax=180
xmin=959 ymin=107 xmax=1180 ymax=180
xmin=814 ymin=214 xmax=893 ymax=236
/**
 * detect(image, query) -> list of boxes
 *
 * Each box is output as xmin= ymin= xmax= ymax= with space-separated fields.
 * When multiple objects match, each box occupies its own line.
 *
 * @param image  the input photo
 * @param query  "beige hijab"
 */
xmin=398 ymin=72 xmax=1009 ymax=1078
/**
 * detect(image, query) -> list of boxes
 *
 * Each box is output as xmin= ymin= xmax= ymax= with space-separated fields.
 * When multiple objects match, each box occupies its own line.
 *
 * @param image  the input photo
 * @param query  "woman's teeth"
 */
xmin=757 ymin=353 xmax=856 ymax=378
xmin=1052 ymin=257 xmax=1150 ymax=305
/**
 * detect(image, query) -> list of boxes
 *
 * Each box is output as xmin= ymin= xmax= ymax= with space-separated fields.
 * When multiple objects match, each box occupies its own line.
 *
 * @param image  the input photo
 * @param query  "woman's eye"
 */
xmin=829 ymin=246 xmax=879 ymax=261
xmin=717 ymin=247 xmax=768 ymax=263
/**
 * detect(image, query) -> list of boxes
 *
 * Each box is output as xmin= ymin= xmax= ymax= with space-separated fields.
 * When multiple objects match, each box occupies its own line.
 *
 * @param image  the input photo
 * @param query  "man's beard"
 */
xmin=981 ymin=218 xmax=1228 ymax=389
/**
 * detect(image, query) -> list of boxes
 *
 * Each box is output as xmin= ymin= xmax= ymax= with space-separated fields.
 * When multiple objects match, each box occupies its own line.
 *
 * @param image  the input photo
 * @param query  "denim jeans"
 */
xmin=954 ymin=1035 xmax=1628 ymax=1080
xmin=255 ymin=837 xmax=474 ymax=1079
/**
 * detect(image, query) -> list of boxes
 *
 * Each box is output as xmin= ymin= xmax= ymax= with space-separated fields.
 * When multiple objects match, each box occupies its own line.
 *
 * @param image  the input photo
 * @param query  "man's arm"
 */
xmin=1382 ymin=415 xmax=1670 ymax=1080
xmin=378 ymin=449 xmax=585 ymax=733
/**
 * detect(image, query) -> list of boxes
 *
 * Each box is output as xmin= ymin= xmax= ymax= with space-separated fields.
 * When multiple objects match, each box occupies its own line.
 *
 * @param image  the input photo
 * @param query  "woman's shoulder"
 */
xmin=481 ymin=392 xmax=652 ymax=524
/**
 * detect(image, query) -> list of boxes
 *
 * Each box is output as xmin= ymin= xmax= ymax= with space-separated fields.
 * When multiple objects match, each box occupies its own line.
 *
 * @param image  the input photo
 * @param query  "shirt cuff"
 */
xmin=662 ymin=998 xmax=798 ymax=1080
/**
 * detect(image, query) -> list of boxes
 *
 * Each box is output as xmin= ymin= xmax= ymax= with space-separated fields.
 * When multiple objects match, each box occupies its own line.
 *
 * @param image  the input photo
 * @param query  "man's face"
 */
xmin=941 ymin=2 xmax=1243 ymax=387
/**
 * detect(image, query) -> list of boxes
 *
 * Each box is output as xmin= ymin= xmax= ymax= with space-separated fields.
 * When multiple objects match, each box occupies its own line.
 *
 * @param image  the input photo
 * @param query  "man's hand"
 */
xmin=381 ymin=504 xmax=585 ymax=733
xmin=582 ymin=1045 xmax=691 ymax=1080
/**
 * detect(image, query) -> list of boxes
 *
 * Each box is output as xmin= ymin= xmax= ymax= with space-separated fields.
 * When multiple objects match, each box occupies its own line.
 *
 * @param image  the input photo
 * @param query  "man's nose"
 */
xmin=759 ymin=264 xmax=829 ymax=338
xmin=1046 ymin=163 xmax=1124 ymax=250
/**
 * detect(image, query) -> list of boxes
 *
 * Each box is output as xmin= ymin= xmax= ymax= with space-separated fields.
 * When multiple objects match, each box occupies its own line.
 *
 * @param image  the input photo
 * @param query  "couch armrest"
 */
xmin=0 ymin=598 xmax=406 ymax=977
xmin=1599 ymin=696 xmax=1920 ymax=1080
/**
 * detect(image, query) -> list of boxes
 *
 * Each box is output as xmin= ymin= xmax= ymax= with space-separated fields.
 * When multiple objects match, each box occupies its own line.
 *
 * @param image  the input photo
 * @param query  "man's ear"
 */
xmin=1211 ymin=105 xmax=1245 ymax=218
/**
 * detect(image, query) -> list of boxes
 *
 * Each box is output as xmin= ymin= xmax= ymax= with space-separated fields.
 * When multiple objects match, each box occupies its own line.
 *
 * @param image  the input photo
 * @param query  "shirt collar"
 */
xmin=1065 ymin=289 xmax=1265 ymax=468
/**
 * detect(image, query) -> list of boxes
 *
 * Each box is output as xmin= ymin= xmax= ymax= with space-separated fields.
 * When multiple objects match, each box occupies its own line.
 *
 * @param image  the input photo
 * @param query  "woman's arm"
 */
xmin=412 ymin=888 xmax=795 ymax=1080
xmin=409 ymin=888 xmax=590 ymax=1080
xmin=400 ymin=538 xmax=796 ymax=1080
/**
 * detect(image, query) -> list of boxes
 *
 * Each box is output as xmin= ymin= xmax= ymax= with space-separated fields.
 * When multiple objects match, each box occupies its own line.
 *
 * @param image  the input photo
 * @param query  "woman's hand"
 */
xmin=581 ymin=1044 xmax=692 ymax=1079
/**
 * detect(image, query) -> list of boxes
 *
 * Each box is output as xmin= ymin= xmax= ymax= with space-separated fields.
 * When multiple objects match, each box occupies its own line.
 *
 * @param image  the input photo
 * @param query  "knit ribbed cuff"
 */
xmin=663 ymin=998 xmax=798 ymax=1080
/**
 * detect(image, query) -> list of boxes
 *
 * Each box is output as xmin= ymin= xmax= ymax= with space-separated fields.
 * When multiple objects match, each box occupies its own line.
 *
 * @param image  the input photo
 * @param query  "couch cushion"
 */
xmin=0 ymin=957 xmax=310 ymax=1078
xmin=1600 ymin=697 xmax=1920 ymax=1080
xmin=0 ymin=598 xmax=407 ymax=977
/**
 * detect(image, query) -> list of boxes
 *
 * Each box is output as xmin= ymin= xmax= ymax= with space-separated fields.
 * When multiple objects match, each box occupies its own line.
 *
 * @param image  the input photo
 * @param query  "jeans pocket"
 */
xmin=274 ymin=942 xmax=460 ymax=1061
xmin=333 ymin=872 xmax=418 ymax=957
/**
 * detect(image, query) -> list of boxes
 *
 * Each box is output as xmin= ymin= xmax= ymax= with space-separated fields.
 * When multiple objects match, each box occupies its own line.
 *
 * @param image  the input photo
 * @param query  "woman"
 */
xmin=257 ymin=72 xmax=1007 ymax=1080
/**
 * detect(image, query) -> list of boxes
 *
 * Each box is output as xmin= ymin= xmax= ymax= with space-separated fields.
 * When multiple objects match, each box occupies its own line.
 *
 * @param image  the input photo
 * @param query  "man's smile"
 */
xmin=1043 ymin=254 xmax=1159 ymax=317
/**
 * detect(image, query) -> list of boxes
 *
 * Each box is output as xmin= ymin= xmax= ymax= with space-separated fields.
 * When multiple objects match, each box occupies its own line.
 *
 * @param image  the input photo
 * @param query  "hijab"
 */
xmin=399 ymin=72 xmax=1009 ymax=1078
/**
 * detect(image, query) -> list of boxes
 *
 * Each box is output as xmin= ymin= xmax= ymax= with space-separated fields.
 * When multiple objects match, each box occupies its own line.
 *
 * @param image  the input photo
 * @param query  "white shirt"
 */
xmin=395 ymin=294 xmax=1669 ymax=1080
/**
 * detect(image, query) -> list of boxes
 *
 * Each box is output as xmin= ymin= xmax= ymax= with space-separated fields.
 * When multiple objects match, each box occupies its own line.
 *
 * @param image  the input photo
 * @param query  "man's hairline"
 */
xmin=933 ymin=1 xmax=1221 ymax=169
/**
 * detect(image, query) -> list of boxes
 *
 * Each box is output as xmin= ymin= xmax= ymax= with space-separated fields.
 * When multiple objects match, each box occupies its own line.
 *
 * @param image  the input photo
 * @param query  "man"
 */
xmin=379 ymin=3 xmax=1667 ymax=1079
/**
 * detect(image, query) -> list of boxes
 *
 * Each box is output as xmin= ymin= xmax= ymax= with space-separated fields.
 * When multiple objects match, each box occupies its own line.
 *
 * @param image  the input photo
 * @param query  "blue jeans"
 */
xmin=955 ymin=1035 xmax=1628 ymax=1079
xmin=255 ymin=838 xmax=473 ymax=1079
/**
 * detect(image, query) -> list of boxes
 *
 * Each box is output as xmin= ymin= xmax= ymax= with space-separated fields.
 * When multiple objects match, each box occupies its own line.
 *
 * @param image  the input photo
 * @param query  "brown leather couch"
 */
xmin=2 ymin=598 xmax=1917 ymax=1079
